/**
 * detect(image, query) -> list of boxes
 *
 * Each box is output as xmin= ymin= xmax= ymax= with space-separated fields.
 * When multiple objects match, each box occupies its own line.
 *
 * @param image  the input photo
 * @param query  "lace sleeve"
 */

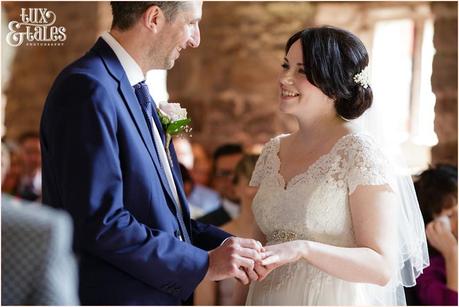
xmin=345 ymin=134 xmax=429 ymax=304
xmin=346 ymin=135 xmax=394 ymax=195
xmin=249 ymin=139 xmax=275 ymax=187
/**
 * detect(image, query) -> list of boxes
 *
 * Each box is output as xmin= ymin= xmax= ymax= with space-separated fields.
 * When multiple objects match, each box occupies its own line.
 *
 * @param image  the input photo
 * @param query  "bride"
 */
xmin=235 ymin=26 xmax=429 ymax=305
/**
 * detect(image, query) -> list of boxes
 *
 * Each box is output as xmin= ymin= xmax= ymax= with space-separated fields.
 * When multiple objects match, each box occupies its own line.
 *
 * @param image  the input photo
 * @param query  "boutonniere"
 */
xmin=157 ymin=102 xmax=192 ymax=164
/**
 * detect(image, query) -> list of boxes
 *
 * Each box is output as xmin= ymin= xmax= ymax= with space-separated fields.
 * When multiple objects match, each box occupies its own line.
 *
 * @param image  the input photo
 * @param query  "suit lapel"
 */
xmin=169 ymin=144 xmax=191 ymax=228
xmin=92 ymin=38 xmax=178 ymax=207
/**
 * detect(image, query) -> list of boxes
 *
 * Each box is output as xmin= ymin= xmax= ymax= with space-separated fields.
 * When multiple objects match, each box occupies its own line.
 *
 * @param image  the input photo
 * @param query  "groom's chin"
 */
xmin=164 ymin=58 xmax=176 ymax=70
xmin=163 ymin=57 xmax=178 ymax=70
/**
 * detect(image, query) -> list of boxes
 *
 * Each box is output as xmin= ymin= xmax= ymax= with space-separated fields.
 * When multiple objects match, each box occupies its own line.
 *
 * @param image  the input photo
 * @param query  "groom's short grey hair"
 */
xmin=110 ymin=1 xmax=185 ymax=30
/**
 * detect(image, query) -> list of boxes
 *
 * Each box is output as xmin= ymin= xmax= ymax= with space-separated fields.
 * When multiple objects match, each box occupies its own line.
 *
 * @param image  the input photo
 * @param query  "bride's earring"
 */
xmin=339 ymin=115 xmax=351 ymax=122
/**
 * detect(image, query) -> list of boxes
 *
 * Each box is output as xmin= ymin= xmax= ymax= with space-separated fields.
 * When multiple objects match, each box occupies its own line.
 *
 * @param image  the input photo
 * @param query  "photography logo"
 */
xmin=6 ymin=8 xmax=67 ymax=47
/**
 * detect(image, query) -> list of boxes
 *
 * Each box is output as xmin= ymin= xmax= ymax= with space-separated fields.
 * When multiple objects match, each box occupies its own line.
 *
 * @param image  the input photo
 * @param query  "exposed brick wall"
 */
xmin=2 ymin=1 xmax=456 ymax=164
xmin=167 ymin=2 xmax=316 ymax=152
xmin=2 ymin=1 xmax=110 ymax=140
xmin=431 ymin=1 xmax=458 ymax=165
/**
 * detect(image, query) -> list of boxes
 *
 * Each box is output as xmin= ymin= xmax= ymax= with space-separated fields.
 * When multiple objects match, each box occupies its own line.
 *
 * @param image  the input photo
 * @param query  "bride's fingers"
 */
xmin=265 ymin=263 xmax=278 ymax=271
xmin=261 ymin=254 xmax=279 ymax=266
xmin=260 ymin=250 xmax=274 ymax=259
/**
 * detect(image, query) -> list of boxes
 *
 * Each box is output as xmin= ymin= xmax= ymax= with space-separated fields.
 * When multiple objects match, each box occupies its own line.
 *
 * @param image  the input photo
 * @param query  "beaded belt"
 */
xmin=268 ymin=230 xmax=300 ymax=242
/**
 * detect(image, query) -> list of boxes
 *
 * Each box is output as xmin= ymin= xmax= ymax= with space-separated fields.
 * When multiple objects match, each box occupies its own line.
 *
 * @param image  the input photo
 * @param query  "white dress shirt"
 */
xmin=101 ymin=32 xmax=181 ymax=208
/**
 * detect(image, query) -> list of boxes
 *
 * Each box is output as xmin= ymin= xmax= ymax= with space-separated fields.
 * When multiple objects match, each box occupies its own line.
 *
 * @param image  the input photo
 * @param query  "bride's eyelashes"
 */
xmin=281 ymin=62 xmax=306 ymax=75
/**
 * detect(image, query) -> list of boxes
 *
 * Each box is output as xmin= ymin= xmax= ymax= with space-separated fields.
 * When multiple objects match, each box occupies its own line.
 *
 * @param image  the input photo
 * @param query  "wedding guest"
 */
xmin=179 ymin=163 xmax=219 ymax=219
xmin=198 ymin=143 xmax=243 ymax=226
xmin=191 ymin=142 xmax=213 ymax=186
xmin=1 ymin=142 xmax=23 ymax=196
xmin=222 ymin=154 xmax=260 ymax=239
xmin=2 ymin=142 xmax=11 ymax=181
xmin=194 ymin=154 xmax=259 ymax=305
xmin=1 ymin=142 xmax=79 ymax=305
xmin=174 ymin=137 xmax=194 ymax=170
xmin=16 ymin=132 xmax=42 ymax=201
xmin=414 ymin=164 xmax=458 ymax=305
xmin=174 ymin=138 xmax=220 ymax=217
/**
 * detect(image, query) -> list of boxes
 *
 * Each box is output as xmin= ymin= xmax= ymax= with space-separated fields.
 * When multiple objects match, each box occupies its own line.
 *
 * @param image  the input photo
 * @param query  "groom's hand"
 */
xmin=204 ymin=237 xmax=263 ymax=285
xmin=254 ymin=261 xmax=271 ymax=281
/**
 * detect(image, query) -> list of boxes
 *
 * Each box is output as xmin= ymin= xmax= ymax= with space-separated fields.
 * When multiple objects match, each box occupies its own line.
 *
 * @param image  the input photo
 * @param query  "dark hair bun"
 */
xmin=286 ymin=26 xmax=373 ymax=120
xmin=335 ymin=84 xmax=373 ymax=120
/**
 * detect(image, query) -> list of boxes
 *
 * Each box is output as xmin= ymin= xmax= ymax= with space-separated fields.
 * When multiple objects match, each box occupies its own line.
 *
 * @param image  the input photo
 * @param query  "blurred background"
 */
xmin=1 ymin=1 xmax=457 ymax=170
xmin=1 ymin=1 xmax=457 ymax=305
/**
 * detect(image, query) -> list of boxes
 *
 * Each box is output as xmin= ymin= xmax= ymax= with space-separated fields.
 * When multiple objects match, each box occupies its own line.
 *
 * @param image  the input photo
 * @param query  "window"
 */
xmin=363 ymin=11 xmax=436 ymax=174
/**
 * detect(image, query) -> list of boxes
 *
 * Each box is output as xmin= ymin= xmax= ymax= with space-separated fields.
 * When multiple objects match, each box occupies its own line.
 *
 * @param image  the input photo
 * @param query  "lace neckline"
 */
xmin=273 ymin=132 xmax=363 ymax=190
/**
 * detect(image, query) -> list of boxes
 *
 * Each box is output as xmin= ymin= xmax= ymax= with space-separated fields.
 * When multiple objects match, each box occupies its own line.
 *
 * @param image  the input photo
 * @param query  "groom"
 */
xmin=40 ymin=1 xmax=262 ymax=305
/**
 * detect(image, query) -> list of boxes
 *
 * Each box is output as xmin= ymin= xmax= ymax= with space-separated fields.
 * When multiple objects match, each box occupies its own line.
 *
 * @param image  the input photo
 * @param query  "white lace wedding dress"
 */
xmin=246 ymin=133 xmax=394 ymax=306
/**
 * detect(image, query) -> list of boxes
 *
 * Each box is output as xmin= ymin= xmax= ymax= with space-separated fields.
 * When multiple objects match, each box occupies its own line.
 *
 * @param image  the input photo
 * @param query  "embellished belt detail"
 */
xmin=268 ymin=230 xmax=301 ymax=242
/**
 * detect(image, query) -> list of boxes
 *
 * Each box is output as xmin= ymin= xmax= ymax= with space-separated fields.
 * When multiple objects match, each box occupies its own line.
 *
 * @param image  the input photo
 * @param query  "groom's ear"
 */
xmin=143 ymin=5 xmax=164 ymax=33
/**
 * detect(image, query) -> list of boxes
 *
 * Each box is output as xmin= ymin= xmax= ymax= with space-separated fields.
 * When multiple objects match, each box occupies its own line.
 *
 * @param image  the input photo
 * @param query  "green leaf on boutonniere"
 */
xmin=166 ymin=118 xmax=191 ymax=135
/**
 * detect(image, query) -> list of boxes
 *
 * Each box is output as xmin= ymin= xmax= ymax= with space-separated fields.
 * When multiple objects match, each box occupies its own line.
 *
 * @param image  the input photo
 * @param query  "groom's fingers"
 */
xmin=234 ymin=268 xmax=249 ymax=285
xmin=260 ymin=250 xmax=273 ymax=259
xmin=237 ymin=247 xmax=262 ymax=262
xmin=244 ymin=266 xmax=259 ymax=281
xmin=236 ymin=254 xmax=261 ymax=281
xmin=254 ymin=263 xmax=269 ymax=281
xmin=236 ymin=238 xmax=264 ymax=253
xmin=235 ymin=256 xmax=260 ymax=281
xmin=235 ymin=254 xmax=255 ymax=271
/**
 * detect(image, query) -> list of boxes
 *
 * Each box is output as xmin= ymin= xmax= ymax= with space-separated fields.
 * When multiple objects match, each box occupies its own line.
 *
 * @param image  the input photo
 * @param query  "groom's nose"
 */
xmin=188 ymin=24 xmax=200 ymax=48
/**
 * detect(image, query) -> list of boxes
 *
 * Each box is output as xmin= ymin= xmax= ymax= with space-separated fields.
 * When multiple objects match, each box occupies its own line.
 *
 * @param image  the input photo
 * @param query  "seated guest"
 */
xmin=173 ymin=137 xmax=194 ymax=170
xmin=198 ymin=144 xmax=243 ymax=226
xmin=1 ymin=141 xmax=23 ymax=196
xmin=179 ymin=163 xmax=220 ymax=219
xmin=16 ymin=132 xmax=42 ymax=201
xmin=194 ymin=154 xmax=259 ymax=305
xmin=414 ymin=164 xmax=458 ymax=305
xmin=174 ymin=137 xmax=220 ymax=218
xmin=191 ymin=142 xmax=213 ymax=187
xmin=1 ymin=143 xmax=79 ymax=305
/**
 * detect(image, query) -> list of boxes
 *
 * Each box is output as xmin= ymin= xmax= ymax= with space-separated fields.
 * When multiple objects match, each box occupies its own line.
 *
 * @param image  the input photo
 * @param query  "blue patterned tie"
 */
xmin=133 ymin=81 xmax=190 ymax=243
xmin=133 ymin=81 xmax=166 ymax=146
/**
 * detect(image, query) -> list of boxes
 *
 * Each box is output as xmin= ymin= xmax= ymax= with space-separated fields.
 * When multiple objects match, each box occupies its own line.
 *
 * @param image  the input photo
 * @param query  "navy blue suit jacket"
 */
xmin=40 ymin=38 xmax=231 ymax=305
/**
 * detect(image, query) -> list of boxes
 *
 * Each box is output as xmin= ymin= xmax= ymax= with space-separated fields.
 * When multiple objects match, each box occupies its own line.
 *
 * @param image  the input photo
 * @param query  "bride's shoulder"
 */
xmin=271 ymin=133 xmax=291 ymax=142
xmin=261 ymin=133 xmax=291 ymax=150
xmin=340 ymin=132 xmax=379 ymax=150
xmin=337 ymin=132 xmax=387 ymax=163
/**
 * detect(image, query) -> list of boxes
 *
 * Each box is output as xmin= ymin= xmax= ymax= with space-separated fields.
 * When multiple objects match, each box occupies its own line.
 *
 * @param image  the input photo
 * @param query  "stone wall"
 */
xmin=431 ymin=1 xmax=458 ymax=165
xmin=2 ymin=1 xmax=111 ymax=140
xmin=1 ymin=1 xmax=457 ymax=164
xmin=167 ymin=1 xmax=315 ymax=152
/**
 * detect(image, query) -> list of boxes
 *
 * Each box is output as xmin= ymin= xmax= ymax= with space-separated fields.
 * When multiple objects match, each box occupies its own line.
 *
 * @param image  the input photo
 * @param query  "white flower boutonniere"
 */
xmin=157 ymin=102 xmax=192 ymax=164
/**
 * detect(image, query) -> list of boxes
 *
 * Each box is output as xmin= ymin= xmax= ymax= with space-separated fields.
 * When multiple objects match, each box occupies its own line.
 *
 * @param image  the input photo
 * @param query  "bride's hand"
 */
xmin=255 ymin=241 xmax=306 ymax=280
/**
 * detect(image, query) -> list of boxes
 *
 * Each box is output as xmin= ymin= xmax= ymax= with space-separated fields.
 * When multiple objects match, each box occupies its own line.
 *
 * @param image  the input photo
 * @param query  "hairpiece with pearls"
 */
xmin=353 ymin=66 xmax=370 ymax=89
